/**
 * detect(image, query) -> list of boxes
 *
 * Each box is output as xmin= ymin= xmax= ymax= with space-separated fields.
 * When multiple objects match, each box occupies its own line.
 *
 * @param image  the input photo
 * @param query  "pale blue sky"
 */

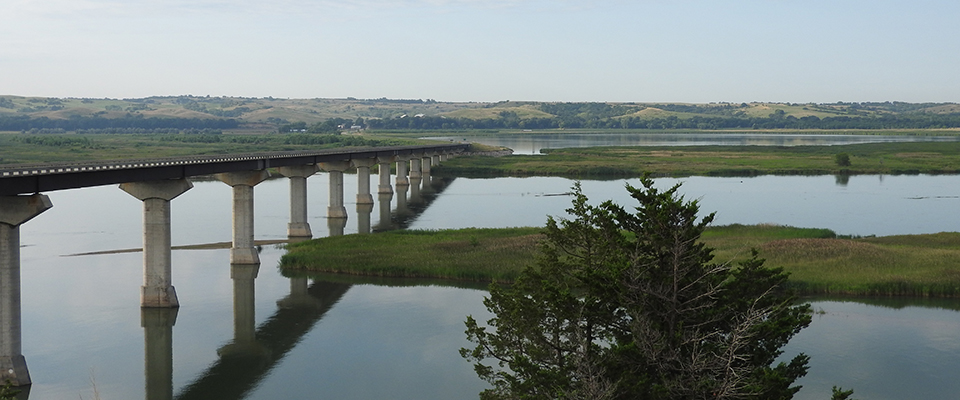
xmin=2 ymin=0 xmax=958 ymax=103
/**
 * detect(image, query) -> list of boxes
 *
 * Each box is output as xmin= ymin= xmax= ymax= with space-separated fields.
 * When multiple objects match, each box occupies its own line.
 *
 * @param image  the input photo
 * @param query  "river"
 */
xmin=16 ymin=134 xmax=960 ymax=400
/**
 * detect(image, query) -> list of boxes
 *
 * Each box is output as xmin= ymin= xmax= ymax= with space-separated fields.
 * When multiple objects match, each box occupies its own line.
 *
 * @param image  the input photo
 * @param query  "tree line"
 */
xmin=361 ymin=112 xmax=960 ymax=130
xmin=0 ymin=115 xmax=239 ymax=132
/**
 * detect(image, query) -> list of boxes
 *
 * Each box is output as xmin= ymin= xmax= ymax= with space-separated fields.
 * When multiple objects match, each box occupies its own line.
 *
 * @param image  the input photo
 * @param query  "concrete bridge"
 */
xmin=0 ymin=143 xmax=467 ymax=388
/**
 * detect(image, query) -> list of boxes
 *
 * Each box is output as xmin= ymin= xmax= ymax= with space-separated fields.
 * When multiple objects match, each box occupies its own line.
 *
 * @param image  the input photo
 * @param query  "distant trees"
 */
xmin=462 ymin=178 xmax=812 ymax=400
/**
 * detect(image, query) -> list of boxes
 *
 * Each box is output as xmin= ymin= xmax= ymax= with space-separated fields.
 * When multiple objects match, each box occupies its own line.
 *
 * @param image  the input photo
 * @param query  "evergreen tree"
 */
xmin=462 ymin=177 xmax=811 ymax=399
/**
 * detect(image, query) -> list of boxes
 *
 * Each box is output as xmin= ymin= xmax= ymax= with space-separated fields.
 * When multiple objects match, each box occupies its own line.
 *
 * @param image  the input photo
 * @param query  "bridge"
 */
xmin=0 ymin=143 xmax=468 ymax=388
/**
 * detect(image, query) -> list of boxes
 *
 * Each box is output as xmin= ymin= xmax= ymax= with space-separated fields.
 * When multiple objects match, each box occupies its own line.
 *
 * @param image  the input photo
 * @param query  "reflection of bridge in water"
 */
xmin=0 ymin=144 xmax=466 ymax=391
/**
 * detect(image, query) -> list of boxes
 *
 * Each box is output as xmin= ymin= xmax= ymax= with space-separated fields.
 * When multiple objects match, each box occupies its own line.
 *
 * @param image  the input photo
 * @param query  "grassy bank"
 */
xmin=435 ymin=141 xmax=960 ymax=177
xmin=280 ymin=225 xmax=960 ymax=297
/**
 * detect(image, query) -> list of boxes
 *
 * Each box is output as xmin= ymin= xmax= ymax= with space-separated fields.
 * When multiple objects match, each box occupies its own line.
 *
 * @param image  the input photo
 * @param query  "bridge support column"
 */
xmin=409 ymin=156 xmax=422 ymax=180
xmin=121 ymin=179 xmax=192 ymax=308
xmin=319 ymin=161 xmax=350 ymax=219
xmin=142 ymin=308 xmax=177 ymax=400
xmin=377 ymin=156 xmax=395 ymax=195
xmin=278 ymin=165 xmax=319 ymax=239
xmin=432 ymin=154 xmax=441 ymax=166
xmin=395 ymin=157 xmax=410 ymax=187
xmin=356 ymin=203 xmax=373 ymax=234
xmin=421 ymin=155 xmax=433 ymax=175
xmin=217 ymin=171 xmax=269 ymax=265
xmin=0 ymin=194 xmax=52 ymax=387
xmin=352 ymin=159 xmax=377 ymax=205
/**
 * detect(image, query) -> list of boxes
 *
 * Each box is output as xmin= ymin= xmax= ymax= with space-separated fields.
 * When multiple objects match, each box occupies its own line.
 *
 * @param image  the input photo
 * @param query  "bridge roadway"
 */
xmin=0 ymin=143 xmax=468 ymax=388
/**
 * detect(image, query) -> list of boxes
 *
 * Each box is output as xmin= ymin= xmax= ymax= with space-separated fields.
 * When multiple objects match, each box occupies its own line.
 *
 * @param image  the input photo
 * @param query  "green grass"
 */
xmin=435 ymin=141 xmax=960 ymax=177
xmin=281 ymin=224 xmax=960 ymax=297
xmin=280 ymin=227 xmax=544 ymax=282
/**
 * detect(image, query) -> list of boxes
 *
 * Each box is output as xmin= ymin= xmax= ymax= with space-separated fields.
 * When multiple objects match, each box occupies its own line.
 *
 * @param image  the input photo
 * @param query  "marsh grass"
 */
xmin=435 ymin=142 xmax=960 ymax=177
xmin=282 ymin=224 xmax=960 ymax=297
xmin=281 ymin=227 xmax=543 ymax=282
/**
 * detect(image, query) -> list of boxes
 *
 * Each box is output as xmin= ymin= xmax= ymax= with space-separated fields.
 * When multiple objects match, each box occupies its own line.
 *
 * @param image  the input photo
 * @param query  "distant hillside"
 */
xmin=1 ymin=95 xmax=959 ymax=133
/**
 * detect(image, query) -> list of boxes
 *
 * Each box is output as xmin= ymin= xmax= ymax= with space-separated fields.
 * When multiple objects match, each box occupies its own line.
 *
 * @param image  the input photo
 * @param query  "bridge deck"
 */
xmin=0 ymin=143 xmax=467 ymax=196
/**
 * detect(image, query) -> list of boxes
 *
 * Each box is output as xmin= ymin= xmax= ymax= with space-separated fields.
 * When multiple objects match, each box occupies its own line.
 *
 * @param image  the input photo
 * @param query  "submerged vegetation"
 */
xmin=281 ymin=224 xmax=960 ymax=298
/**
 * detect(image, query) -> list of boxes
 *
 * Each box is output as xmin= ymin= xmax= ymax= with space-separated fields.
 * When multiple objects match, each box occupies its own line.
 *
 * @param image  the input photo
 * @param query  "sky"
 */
xmin=2 ymin=0 xmax=959 ymax=103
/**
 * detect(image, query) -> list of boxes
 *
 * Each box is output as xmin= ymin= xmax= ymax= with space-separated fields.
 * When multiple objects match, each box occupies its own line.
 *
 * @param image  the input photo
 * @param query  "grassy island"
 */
xmin=281 ymin=225 xmax=960 ymax=297
xmin=435 ymin=141 xmax=960 ymax=177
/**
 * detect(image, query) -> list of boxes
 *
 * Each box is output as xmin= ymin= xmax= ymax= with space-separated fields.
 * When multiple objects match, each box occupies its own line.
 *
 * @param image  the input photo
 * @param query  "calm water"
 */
xmin=425 ymin=132 xmax=960 ymax=154
xmin=16 ymin=170 xmax=960 ymax=398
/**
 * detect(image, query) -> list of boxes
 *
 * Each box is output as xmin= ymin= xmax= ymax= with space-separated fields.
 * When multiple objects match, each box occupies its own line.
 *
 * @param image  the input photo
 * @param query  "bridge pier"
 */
xmin=356 ymin=203 xmax=373 ymax=234
xmin=121 ymin=179 xmax=193 ymax=308
xmin=278 ymin=165 xmax=319 ymax=239
xmin=421 ymin=154 xmax=433 ymax=175
xmin=376 ymin=193 xmax=393 ymax=231
xmin=352 ymin=159 xmax=377 ymax=205
xmin=377 ymin=156 xmax=395 ymax=195
xmin=409 ymin=157 xmax=422 ymax=180
xmin=395 ymin=157 xmax=410 ymax=187
xmin=0 ymin=194 xmax=52 ymax=387
xmin=217 ymin=171 xmax=269 ymax=265
xmin=319 ymin=161 xmax=350 ymax=219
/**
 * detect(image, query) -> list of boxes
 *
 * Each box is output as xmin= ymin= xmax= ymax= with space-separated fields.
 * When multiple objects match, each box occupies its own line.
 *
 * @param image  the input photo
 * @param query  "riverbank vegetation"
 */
xmin=281 ymin=224 xmax=960 ymax=298
xmin=435 ymin=141 xmax=960 ymax=177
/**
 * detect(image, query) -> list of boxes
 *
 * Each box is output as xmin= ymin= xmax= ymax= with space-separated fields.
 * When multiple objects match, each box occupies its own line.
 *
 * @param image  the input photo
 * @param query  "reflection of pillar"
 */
xmin=0 ymin=194 xmax=52 ymax=387
xmin=377 ymin=156 xmax=395 ymax=195
xmin=351 ymin=158 xmax=377 ymax=205
xmin=376 ymin=193 xmax=393 ymax=231
xmin=409 ymin=176 xmax=423 ymax=206
xmin=216 ymin=171 xmax=269 ymax=265
xmin=143 ymin=307 xmax=177 ymax=400
xmin=231 ymin=264 xmax=259 ymax=345
xmin=395 ymin=157 xmax=410 ymax=187
xmin=421 ymin=168 xmax=434 ymax=196
xmin=356 ymin=203 xmax=373 ymax=234
xmin=121 ymin=179 xmax=193 ymax=308
xmin=396 ymin=182 xmax=409 ymax=215
xmin=409 ymin=157 xmax=422 ymax=180
xmin=319 ymin=162 xmax=350 ymax=219
xmin=278 ymin=165 xmax=319 ymax=239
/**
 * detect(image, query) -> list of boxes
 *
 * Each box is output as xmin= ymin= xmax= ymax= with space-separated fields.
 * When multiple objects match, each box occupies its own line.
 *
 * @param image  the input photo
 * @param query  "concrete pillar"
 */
xmin=409 ymin=157 xmax=423 ymax=180
xmin=421 ymin=155 xmax=433 ymax=175
xmin=356 ymin=203 xmax=373 ymax=234
xmin=0 ymin=194 xmax=52 ymax=387
xmin=319 ymin=161 xmax=351 ymax=219
xmin=439 ymin=153 xmax=449 ymax=162
xmin=395 ymin=157 xmax=410 ymax=187
xmin=121 ymin=179 xmax=193 ymax=308
xmin=328 ymin=217 xmax=347 ymax=237
xmin=278 ymin=165 xmax=319 ymax=239
xmin=142 ymin=308 xmax=177 ymax=400
xmin=432 ymin=154 xmax=441 ymax=166
xmin=351 ymin=158 xmax=377 ymax=205
xmin=377 ymin=156 xmax=395 ymax=195
xmin=217 ymin=170 xmax=270 ymax=265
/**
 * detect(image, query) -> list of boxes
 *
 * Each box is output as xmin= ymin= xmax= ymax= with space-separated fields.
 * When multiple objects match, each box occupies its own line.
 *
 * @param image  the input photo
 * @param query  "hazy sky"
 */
xmin=2 ymin=0 xmax=958 ymax=103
